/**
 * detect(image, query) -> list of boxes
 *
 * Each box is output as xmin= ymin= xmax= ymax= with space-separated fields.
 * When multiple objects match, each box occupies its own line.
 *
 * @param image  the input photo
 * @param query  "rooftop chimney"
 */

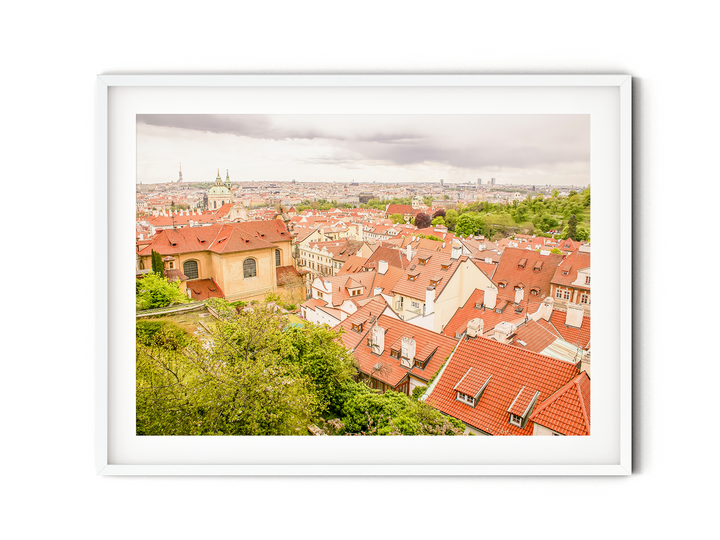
xmin=372 ymin=326 xmax=385 ymax=355
xmin=514 ymin=287 xmax=524 ymax=304
xmin=565 ymin=304 xmax=584 ymax=329
xmin=535 ymin=296 xmax=554 ymax=321
xmin=378 ymin=260 xmax=388 ymax=275
xmin=400 ymin=337 xmax=416 ymax=368
xmin=484 ymin=286 xmax=497 ymax=310
xmin=466 ymin=318 xmax=484 ymax=337
xmin=406 ymin=244 xmax=412 ymax=262
xmin=494 ymin=321 xmax=517 ymax=344
xmin=425 ymin=286 xmax=435 ymax=316
xmin=451 ymin=239 xmax=462 ymax=260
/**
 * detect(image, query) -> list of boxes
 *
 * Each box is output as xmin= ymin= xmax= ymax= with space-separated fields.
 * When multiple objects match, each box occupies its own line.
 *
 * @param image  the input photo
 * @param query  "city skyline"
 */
xmin=137 ymin=114 xmax=590 ymax=187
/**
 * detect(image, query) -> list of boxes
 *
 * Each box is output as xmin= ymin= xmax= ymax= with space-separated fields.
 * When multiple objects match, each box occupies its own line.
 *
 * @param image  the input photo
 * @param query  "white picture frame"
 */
xmin=97 ymin=74 xmax=631 ymax=476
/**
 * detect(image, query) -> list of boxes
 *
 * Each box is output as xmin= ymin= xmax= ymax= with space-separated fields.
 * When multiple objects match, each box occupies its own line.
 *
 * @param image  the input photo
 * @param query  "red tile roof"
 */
xmin=492 ymin=248 xmax=563 ymax=303
xmin=334 ymin=297 xmax=388 ymax=352
xmin=530 ymin=371 xmax=590 ymax=435
xmin=138 ymin=220 xmax=291 ymax=257
xmin=392 ymin=249 xmax=468 ymax=301
xmin=345 ymin=313 xmax=458 ymax=388
xmin=363 ymin=246 xmax=409 ymax=270
xmin=551 ymin=248 xmax=591 ymax=290
xmin=547 ymin=310 xmax=591 ymax=349
xmin=425 ymin=336 xmax=580 ymax=435
xmin=187 ymin=278 xmax=224 ymax=301
xmin=276 ymin=265 xmax=302 ymax=286
xmin=442 ymin=289 xmax=542 ymax=338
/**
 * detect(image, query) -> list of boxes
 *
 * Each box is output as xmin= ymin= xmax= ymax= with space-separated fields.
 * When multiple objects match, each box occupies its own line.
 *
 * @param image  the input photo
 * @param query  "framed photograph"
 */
xmin=95 ymin=74 xmax=632 ymax=478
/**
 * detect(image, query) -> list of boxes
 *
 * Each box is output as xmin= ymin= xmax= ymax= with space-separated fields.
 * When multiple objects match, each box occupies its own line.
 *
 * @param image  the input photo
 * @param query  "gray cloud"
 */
xmin=137 ymin=114 xmax=589 ymax=181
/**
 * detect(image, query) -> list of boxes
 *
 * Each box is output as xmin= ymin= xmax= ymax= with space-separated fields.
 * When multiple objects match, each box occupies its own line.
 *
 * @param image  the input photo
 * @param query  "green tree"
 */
xmin=137 ymin=304 xmax=320 ymax=435
xmin=389 ymin=213 xmax=405 ymax=224
xmin=431 ymin=216 xmax=445 ymax=226
xmin=151 ymin=250 xmax=164 ymax=274
xmin=444 ymin=209 xmax=458 ymax=231
xmin=338 ymin=383 xmax=465 ymax=435
xmin=566 ymin=214 xmax=578 ymax=240
xmin=136 ymin=272 xmax=190 ymax=310
xmin=455 ymin=212 xmax=482 ymax=236
xmin=283 ymin=324 xmax=357 ymax=415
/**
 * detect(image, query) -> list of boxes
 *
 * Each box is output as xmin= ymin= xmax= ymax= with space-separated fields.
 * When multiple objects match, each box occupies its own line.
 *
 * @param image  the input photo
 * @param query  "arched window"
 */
xmin=243 ymin=258 xmax=257 ymax=279
xmin=275 ymin=249 xmax=281 ymax=267
xmin=183 ymin=260 xmax=199 ymax=280
xmin=213 ymin=201 xmax=217 ymax=209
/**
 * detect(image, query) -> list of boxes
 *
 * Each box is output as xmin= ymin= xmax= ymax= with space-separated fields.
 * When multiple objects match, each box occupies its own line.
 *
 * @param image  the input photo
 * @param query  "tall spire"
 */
xmin=226 ymin=169 xmax=230 ymax=184
xmin=178 ymin=162 xmax=183 ymax=182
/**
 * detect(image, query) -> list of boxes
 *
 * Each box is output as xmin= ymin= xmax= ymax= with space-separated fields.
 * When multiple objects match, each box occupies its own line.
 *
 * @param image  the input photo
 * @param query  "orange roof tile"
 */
xmin=345 ymin=314 xmax=458 ymax=388
xmin=529 ymin=371 xmax=590 ymax=435
xmin=425 ymin=337 xmax=580 ymax=435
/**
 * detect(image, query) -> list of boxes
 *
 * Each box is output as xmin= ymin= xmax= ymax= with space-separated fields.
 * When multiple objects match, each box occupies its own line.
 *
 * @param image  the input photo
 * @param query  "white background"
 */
xmin=68 ymin=35 xmax=690 ymax=507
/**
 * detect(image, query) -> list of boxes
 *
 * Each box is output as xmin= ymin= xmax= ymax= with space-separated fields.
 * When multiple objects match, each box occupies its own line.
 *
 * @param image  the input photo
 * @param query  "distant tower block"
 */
xmin=440 ymin=178 xmax=444 ymax=187
xmin=490 ymin=178 xmax=496 ymax=185
xmin=177 ymin=163 xmax=183 ymax=183
xmin=477 ymin=178 xmax=482 ymax=189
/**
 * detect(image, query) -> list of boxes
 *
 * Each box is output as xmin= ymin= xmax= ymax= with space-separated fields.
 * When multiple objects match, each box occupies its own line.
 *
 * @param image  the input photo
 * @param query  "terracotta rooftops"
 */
xmin=425 ymin=336 xmax=580 ymax=436
xmin=137 ymin=220 xmax=290 ymax=257
xmin=492 ymin=247 xmax=563 ymax=302
xmin=187 ymin=278 xmax=224 ymax=301
xmin=551 ymin=248 xmax=591 ymax=289
xmin=341 ymin=313 xmax=458 ymax=388
xmin=529 ymin=371 xmax=591 ymax=435
xmin=392 ymin=249 xmax=467 ymax=301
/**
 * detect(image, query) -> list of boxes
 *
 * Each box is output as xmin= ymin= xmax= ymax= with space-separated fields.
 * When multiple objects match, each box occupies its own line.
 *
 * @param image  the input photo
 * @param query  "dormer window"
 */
xmin=530 ymin=287 xmax=540 ymax=296
xmin=509 ymin=414 xmax=523 ymax=427
xmin=440 ymin=264 xmax=450 ymax=271
xmin=407 ymin=274 xmax=418 ymax=282
xmin=457 ymin=392 xmax=475 ymax=406
xmin=390 ymin=349 xmax=400 ymax=359
xmin=429 ymin=278 xmax=442 ymax=287
xmin=351 ymin=322 xmax=364 ymax=333
xmin=498 ymin=281 xmax=507 ymax=288
xmin=534 ymin=261 xmax=543 ymax=272
xmin=518 ymin=258 xmax=527 ymax=269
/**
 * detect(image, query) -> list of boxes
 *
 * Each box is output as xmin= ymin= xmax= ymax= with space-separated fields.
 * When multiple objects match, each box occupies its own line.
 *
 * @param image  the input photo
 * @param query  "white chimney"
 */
xmin=494 ymin=321 xmax=517 ymax=344
xmin=400 ymin=337 xmax=416 ymax=367
xmin=139 ymin=233 xmax=144 ymax=241
xmin=537 ymin=296 xmax=554 ymax=321
xmin=514 ymin=287 xmax=524 ymax=304
xmin=466 ymin=318 xmax=484 ymax=337
xmin=425 ymin=286 xmax=435 ymax=316
xmin=565 ymin=304 xmax=584 ymax=329
xmin=484 ymin=286 xmax=497 ymax=310
xmin=406 ymin=244 xmax=412 ymax=262
xmin=378 ymin=260 xmax=388 ymax=275
xmin=372 ymin=326 xmax=385 ymax=354
xmin=374 ymin=286 xmax=383 ymax=296
xmin=451 ymin=239 xmax=462 ymax=260
xmin=484 ymin=257 xmax=493 ymax=264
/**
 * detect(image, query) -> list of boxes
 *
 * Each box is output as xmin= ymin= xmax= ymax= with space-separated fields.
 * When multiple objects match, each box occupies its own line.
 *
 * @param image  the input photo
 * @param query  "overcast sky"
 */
xmin=136 ymin=114 xmax=590 ymax=186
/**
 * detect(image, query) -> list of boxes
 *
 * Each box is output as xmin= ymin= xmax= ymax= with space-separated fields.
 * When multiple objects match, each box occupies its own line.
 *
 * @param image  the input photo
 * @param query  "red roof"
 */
xmin=492 ymin=248 xmax=563 ymax=302
xmin=530 ymin=371 xmax=590 ymax=435
xmin=392 ymin=249 xmax=468 ymax=301
xmin=187 ymin=278 xmax=224 ymax=301
xmin=425 ymin=336 xmax=580 ymax=435
xmin=363 ymin=246 xmax=410 ymax=270
xmin=137 ymin=220 xmax=291 ymax=257
xmin=334 ymin=297 xmax=389 ymax=351
xmin=346 ymin=314 xmax=458 ymax=388
xmin=547 ymin=310 xmax=591 ymax=349
xmin=551 ymin=248 xmax=591 ymax=289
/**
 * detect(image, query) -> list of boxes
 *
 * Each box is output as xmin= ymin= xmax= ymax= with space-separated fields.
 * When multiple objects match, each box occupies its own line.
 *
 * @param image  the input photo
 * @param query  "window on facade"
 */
xmin=169 ymin=262 xmax=174 ymax=269
xmin=580 ymin=293 xmax=590 ymax=304
xmin=556 ymin=289 xmax=563 ymax=298
xmin=585 ymin=276 xmax=591 ymax=285
xmin=509 ymin=414 xmax=523 ymax=427
xmin=411 ymin=301 xmax=420 ymax=308
xmin=183 ymin=260 xmax=199 ymax=280
xmin=275 ymin=249 xmax=281 ymax=267
xmin=563 ymin=290 xmax=571 ymax=300
xmin=243 ymin=258 xmax=257 ymax=279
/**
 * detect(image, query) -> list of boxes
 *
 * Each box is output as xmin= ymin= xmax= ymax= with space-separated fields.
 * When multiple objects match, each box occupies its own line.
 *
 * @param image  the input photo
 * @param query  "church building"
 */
xmin=203 ymin=169 xmax=234 ymax=211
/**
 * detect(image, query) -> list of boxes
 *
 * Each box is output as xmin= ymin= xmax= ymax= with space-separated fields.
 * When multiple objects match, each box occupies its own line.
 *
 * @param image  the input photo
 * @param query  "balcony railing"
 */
xmin=405 ymin=305 xmax=422 ymax=315
xmin=394 ymin=302 xmax=403 ymax=311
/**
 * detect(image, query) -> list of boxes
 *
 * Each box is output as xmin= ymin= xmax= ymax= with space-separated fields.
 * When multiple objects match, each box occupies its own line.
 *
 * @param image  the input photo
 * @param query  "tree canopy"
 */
xmin=136 ymin=272 xmax=190 ymax=311
xmin=414 ymin=212 xmax=431 ymax=229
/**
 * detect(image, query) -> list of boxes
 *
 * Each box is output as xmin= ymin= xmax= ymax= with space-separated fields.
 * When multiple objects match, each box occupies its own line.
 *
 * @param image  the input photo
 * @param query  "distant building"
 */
xmin=204 ymin=169 xmax=235 ymax=211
